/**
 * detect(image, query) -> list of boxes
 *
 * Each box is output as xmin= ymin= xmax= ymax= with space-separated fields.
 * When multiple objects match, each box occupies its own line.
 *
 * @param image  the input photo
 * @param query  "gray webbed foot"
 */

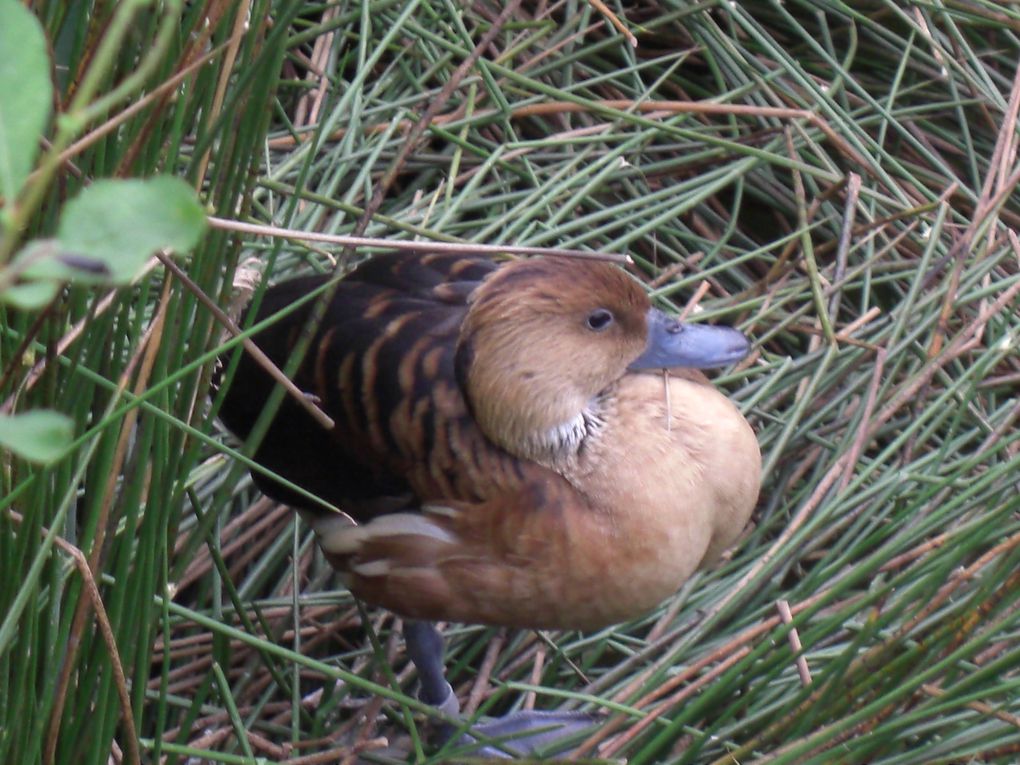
xmin=403 ymin=621 xmax=600 ymax=758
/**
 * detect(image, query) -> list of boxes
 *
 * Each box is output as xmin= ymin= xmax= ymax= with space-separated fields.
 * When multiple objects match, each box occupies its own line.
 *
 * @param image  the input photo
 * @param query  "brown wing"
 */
xmin=215 ymin=252 xmax=527 ymax=521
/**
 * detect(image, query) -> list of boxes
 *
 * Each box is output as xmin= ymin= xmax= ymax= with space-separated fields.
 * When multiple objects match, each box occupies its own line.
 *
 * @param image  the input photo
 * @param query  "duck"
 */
xmin=214 ymin=251 xmax=761 ymax=756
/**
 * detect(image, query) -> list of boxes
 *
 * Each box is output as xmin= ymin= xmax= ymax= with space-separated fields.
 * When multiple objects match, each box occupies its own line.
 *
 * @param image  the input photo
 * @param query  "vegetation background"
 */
xmin=2 ymin=1 xmax=1019 ymax=764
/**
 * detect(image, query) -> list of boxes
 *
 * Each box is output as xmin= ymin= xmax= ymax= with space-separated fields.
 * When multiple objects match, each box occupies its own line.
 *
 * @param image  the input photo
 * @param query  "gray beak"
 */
xmin=628 ymin=308 xmax=751 ymax=370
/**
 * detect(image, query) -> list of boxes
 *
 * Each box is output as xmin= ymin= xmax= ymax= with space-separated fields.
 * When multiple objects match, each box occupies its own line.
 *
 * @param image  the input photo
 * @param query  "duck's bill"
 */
xmin=628 ymin=308 xmax=750 ymax=371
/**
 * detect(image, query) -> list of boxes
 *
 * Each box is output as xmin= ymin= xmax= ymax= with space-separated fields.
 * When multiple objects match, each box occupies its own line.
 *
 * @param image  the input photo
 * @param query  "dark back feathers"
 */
xmin=215 ymin=252 xmax=501 ymax=518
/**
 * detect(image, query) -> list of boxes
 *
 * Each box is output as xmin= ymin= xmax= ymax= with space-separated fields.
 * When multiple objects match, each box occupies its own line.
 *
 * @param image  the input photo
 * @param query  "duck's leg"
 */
xmin=404 ymin=620 xmax=459 ymax=712
xmin=403 ymin=621 xmax=599 ymax=758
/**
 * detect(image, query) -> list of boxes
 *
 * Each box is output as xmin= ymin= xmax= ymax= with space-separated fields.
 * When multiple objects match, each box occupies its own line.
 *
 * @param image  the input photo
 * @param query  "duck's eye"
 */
xmin=585 ymin=309 xmax=615 ymax=332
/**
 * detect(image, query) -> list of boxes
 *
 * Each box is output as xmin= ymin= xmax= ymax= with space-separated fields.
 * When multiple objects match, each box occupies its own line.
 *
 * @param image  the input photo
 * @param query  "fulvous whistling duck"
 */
xmin=215 ymin=252 xmax=761 ymax=756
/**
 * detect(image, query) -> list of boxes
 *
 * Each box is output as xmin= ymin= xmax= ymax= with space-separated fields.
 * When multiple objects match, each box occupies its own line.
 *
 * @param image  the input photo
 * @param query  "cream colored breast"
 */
xmin=561 ymin=372 xmax=761 ymax=616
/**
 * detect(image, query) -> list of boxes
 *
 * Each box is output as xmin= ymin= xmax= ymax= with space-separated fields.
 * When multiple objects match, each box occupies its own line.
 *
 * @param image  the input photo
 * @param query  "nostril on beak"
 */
xmin=630 ymin=308 xmax=749 ymax=370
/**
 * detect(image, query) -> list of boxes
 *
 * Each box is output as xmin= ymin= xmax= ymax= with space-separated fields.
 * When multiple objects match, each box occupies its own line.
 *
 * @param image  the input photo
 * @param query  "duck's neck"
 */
xmin=460 ymin=332 xmax=611 ymax=464
xmin=519 ymin=392 xmax=611 ymax=466
xmin=472 ymin=383 xmax=609 ymax=466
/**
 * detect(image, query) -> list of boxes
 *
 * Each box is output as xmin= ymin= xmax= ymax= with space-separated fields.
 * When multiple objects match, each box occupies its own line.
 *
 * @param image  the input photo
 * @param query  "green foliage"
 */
xmin=0 ymin=0 xmax=51 ymax=207
xmin=0 ymin=0 xmax=204 ymax=486
xmin=0 ymin=410 xmax=73 ymax=464
xmin=1 ymin=2 xmax=1019 ymax=765
xmin=25 ymin=177 xmax=206 ymax=284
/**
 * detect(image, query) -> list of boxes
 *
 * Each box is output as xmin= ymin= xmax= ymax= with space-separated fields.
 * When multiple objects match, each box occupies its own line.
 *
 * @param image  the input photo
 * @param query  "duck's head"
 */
xmin=456 ymin=257 xmax=749 ymax=463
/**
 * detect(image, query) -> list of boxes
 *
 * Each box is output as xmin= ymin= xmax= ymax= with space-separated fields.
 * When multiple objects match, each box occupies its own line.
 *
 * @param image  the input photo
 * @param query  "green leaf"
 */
xmin=0 ymin=410 xmax=74 ymax=464
xmin=55 ymin=176 xmax=206 ymax=284
xmin=0 ymin=279 xmax=59 ymax=309
xmin=0 ymin=0 xmax=52 ymax=203
xmin=13 ymin=238 xmax=114 ymax=281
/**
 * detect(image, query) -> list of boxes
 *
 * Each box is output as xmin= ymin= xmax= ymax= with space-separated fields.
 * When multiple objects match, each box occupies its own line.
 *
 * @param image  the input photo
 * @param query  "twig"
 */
xmin=465 ymin=632 xmax=504 ymax=716
xmin=155 ymin=250 xmax=335 ymax=430
xmin=524 ymin=647 xmax=545 ymax=711
xmin=776 ymin=600 xmax=812 ymax=686
xmin=835 ymin=306 xmax=882 ymax=340
xmin=7 ymin=511 xmax=140 ymax=765
xmin=828 ymin=172 xmax=862 ymax=320
xmin=920 ymin=683 xmax=1020 ymax=730
xmin=679 ymin=280 xmax=711 ymax=320
xmin=587 ymin=0 xmax=637 ymax=47
xmin=289 ymin=739 xmax=388 ymax=764
xmin=193 ymin=0 xmax=251 ymax=187
xmin=44 ymin=277 xmax=172 ymax=765
xmin=839 ymin=347 xmax=886 ymax=492
xmin=207 ymin=216 xmax=631 ymax=264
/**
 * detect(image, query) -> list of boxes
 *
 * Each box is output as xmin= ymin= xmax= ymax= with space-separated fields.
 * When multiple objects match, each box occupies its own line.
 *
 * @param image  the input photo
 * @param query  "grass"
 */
xmin=2 ymin=1 xmax=1019 ymax=764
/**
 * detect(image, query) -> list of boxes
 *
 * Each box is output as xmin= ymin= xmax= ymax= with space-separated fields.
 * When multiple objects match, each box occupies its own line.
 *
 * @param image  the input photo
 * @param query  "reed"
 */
xmin=2 ymin=3 xmax=1018 ymax=764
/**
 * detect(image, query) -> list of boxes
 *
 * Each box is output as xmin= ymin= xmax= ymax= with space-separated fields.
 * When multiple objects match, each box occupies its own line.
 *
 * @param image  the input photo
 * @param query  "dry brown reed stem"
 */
xmin=294 ymin=5 xmax=338 ymax=127
xmin=186 ymin=727 xmax=233 ymax=755
xmin=341 ymin=696 xmax=387 ymax=765
xmin=161 ymin=695 xmax=330 ymax=746
xmin=294 ymin=739 xmax=387 ymax=765
xmin=648 ymin=261 xmax=686 ymax=289
xmin=6 ymin=511 xmax=140 ymax=765
xmin=645 ymin=591 xmax=689 ymax=645
xmin=921 ymin=683 xmax=1020 ymax=729
xmin=829 ymin=172 xmax=862 ymax=320
xmin=465 ymin=632 xmax=505 ymax=716
xmin=491 ymin=633 xmax=543 ymax=684
xmin=246 ymin=730 xmax=289 ymax=759
xmin=350 ymin=631 xmax=404 ymax=726
xmin=776 ymin=599 xmax=812 ymax=686
xmin=587 ymin=0 xmax=637 ymax=47
xmin=525 ymin=647 xmax=546 ymax=711
xmin=193 ymin=0 xmax=251 ymax=187
xmin=177 ymin=497 xmax=288 ymax=589
xmin=878 ymin=536 xmax=951 ymax=580
xmin=517 ymin=19 xmax=608 ymax=77
xmin=679 ymin=280 xmax=711 ymax=320
xmin=838 ymin=347 xmax=886 ymax=492
xmin=836 ymin=306 xmax=882 ymax=340
xmin=206 ymin=217 xmax=631 ymax=263
xmin=786 ymin=125 xmax=835 ymax=346
xmin=792 ymin=325 xmax=878 ymax=350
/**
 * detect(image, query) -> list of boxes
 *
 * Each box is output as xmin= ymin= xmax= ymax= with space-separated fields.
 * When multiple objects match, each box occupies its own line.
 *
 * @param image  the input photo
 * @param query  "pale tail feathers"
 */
xmin=303 ymin=510 xmax=460 ymax=577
